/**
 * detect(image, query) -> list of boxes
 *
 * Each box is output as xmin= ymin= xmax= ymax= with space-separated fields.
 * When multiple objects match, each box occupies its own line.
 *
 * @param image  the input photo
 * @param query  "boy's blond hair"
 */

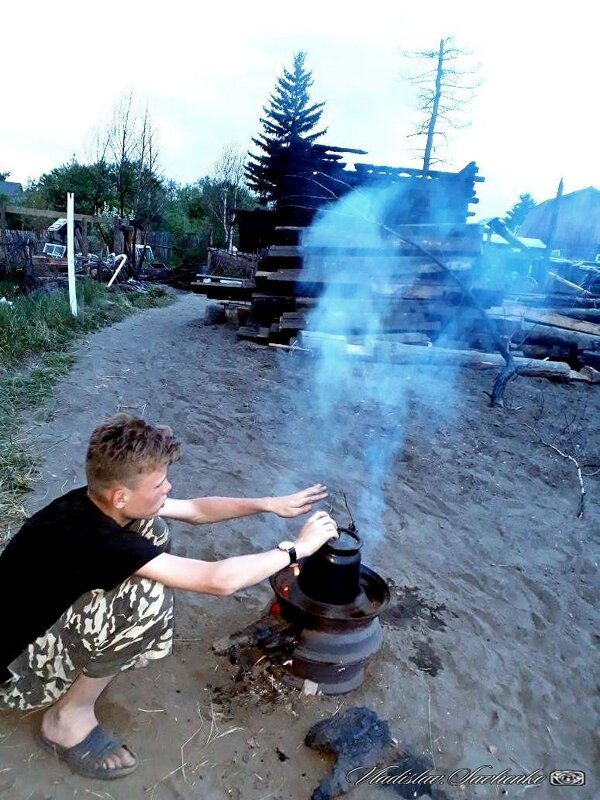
xmin=86 ymin=414 xmax=181 ymax=491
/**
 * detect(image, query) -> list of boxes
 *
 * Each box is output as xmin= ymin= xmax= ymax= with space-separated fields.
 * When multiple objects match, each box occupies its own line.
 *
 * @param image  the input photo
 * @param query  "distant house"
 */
xmin=479 ymin=217 xmax=547 ymax=288
xmin=518 ymin=186 xmax=600 ymax=262
xmin=0 ymin=181 xmax=23 ymax=202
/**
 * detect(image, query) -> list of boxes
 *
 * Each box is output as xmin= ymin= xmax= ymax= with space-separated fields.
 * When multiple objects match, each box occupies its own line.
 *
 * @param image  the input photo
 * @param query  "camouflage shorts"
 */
xmin=0 ymin=517 xmax=173 ymax=711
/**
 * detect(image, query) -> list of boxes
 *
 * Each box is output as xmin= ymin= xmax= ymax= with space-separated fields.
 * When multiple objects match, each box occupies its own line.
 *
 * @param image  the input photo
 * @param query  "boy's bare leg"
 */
xmin=40 ymin=673 xmax=135 ymax=769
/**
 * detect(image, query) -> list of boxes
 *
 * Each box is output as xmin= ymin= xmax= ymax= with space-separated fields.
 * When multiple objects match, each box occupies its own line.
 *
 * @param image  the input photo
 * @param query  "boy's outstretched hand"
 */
xmin=268 ymin=484 xmax=328 ymax=518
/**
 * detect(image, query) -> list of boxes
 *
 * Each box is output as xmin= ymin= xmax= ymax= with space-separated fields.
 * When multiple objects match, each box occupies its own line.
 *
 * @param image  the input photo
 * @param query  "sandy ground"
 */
xmin=0 ymin=289 xmax=598 ymax=800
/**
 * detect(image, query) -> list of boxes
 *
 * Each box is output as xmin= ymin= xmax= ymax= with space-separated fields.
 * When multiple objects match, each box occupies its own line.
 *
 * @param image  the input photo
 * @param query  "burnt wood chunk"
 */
xmin=212 ymin=614 xmax=295 ymax=655
xmin=305 ymin=707 xmax=451 ymax=800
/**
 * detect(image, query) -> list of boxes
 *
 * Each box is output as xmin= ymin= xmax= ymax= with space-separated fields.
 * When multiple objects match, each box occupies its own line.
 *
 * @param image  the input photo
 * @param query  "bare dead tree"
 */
xmin=82 ymin=125 xmax=116 ymax=251
xmin=108 ymin=93 xmax=138 ymax=221
xmin=130 ymin=106 xmax=164 ymax=270
xmin=401 ymin=37 xmax=480 ymax=173
xmin=105 ymin=94 xmax=163 ymax=270
xmin=207 ymin=144 xmax=246 ymax=251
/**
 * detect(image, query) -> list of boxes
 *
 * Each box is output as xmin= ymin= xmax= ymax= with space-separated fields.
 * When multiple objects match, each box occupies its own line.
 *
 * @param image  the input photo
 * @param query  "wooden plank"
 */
xmin=254 ymin=270 xmax=500 ymax=305
xmin=237 ymin=326 xmax=271 ymax=342
xmin=264 ymin=257 xmax=475 ymax=275
xmin=259 ymin=267 xmax=473 ymax=283
xmin=489 ymin=305 xmax=600 ymax=336
xmin=258 ymin=270 xmax=466 ymax=297
xmin=3 ymin=204 xmax=110 ymax=224
xmin=193 ymin=275 xmax=254 ymax=288
xmin=267 ymin=227 xmax=481 ymax=258
xmin=489 ymin=312 xmax=600 ymax=350
xmin=191 ymin=281 xmax=254 ymax=301
xmin=279 ymin=310 xmax=443 ymax=334
xmin=293 ymin=296 xmax=453 ymax=313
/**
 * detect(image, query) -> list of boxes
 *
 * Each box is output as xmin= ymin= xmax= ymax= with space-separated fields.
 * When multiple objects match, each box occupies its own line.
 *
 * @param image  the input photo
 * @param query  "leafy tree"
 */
xmin=0 ymin=172 xmax=10 ymax=206
xmin=23 ymin=159 xmax=115 ymax=216
xmin=504 ymin=193 xmax=536 ymax=232
xmin=161 ymin=180 xmax=213 ymax=267
xmin=402 ymin=37 xmax=479 ymax=172
xmin=246 ymin=51 xmax=326 ymax=203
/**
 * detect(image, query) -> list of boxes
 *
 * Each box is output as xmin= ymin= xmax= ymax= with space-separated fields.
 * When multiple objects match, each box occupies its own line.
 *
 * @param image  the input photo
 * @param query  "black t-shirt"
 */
xmin=0 ymin=487 xmax=162 ymax=683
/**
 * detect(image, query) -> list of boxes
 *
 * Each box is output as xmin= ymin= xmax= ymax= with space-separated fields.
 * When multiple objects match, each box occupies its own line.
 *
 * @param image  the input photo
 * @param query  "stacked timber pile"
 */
xmin=296 ymin=271 xmax=600 ymax=385
xmin=191 ymin=248 xmax=259 ymax=302
xmin=234 ymin=222 xmax=498 ymax=347
xmin=488 ymin=295 xmax=600 ymax=372
xmin=190 ymin=139 xmax=599 ymax=384
xmin=193 ymin=229 xmax=600 ymax=385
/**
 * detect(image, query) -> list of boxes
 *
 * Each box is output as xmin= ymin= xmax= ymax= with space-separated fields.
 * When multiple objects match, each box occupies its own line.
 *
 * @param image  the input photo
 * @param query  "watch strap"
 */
xmin=278 ymin=541 xmax=298 ymax=565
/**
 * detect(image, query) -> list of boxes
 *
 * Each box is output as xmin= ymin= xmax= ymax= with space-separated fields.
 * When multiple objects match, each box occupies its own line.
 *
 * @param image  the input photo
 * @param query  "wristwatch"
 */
xmin=277 ymin=540 xmax=298 ymax=565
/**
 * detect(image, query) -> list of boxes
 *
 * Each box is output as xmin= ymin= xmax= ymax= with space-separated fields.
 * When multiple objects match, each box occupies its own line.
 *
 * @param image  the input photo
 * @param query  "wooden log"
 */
xmin=580 ymin=365 xmax=600 ymax=383
xmin=299 ymin=333 xmax=580 ymax=381
xmin=212 ymin=614 xmax=295 ymax=655
xmin=514 ymin=322 xmax=600 ymax=352
xmin=551 ymin=308 xmax=600 ymax=321
xmin=548 ymin=271 xmax=593 ymax=295
xmin=357 ymin=332 xmax=431 ymax=345
xmin=520 ymin=344 xmax=571 ymax=360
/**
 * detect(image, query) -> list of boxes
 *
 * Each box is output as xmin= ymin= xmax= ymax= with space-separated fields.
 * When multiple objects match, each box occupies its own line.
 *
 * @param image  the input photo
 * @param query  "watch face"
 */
xmin=278 ymin=540 xmax=294 ymax=550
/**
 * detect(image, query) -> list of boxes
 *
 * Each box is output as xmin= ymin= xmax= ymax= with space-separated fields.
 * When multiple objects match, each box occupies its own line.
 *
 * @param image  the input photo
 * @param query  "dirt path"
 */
xmin=0 ymin=290 xmax=598 ymax=800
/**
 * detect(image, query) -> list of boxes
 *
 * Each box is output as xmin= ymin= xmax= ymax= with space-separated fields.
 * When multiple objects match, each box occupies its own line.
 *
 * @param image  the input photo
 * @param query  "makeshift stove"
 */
xmin=267 ymin=523 xmax=390 ymax=695
xmin=212 ymin=519 xmax=390 ymax=695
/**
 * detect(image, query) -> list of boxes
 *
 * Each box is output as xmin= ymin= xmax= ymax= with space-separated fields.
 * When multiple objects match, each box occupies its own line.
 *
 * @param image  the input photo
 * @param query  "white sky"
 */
xmin=2 ymin=0 xmax=598 ymax=218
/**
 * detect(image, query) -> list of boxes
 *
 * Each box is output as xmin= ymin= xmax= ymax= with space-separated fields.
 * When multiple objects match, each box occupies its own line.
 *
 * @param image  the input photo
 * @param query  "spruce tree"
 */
xmin=246 ymin=51 xmax=327 ymax=204
xmin=504 ymin=193 xmax=536 ymax=232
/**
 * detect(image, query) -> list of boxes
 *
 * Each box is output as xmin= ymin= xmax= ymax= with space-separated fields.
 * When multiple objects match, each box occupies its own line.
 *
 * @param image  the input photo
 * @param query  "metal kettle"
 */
xmin=298 ymin=525 xmax=362 ymax=605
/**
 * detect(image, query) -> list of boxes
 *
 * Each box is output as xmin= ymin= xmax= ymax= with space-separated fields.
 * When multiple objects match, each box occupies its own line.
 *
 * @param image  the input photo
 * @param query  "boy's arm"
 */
xmin=160 ymin=484 xmax=327 ymax=524
xmin=135 ymin=511 xmax=338 ymax=595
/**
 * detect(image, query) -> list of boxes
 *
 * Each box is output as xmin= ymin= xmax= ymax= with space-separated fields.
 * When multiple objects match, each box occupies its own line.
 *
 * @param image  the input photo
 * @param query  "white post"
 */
xmin=66 ymin=192 xmax=78 ymax=317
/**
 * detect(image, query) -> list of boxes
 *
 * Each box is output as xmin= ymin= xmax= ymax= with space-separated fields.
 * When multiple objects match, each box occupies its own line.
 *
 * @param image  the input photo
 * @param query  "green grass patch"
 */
xmin=0 ymin=280 xmax=174 ymax=547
